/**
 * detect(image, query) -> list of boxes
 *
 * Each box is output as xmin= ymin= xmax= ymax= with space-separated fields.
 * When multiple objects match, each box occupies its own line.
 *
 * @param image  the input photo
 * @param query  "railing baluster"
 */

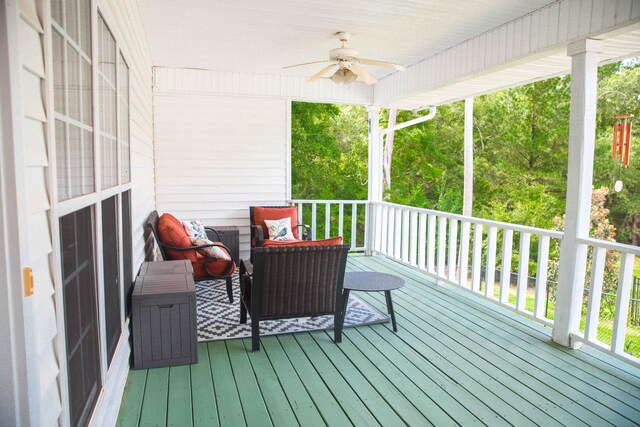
xmin=612 ymin=253 xmax=635 ymax=354
xmin=471 ymin=224 xmax=483 ymax=292
xmin=534 ymin=236 xmax=550 ymax=319
xmin=448 ymin=219 xmax=458 ymax=282
xmin=381 ymin=205 xmax=388 ymax=256
xmin=311 ymin=202 xmax=317 ymax=240
xmin=351 ymin=203 xmax=357 ymax=249
xmin=402 ymin=209 xmax=410 ymax=263
xmin=516 ymin=232 xmax=531 ymax=311
xmin=325 ymin=203 xmax=331 ymax=239
xmin=427 ymin=214 xmax=436 ymax=274
xmin=364 ymin=203 xmax=370 ymax=253
xmin=410 ymin=211 xmax=418 ymax=267
xmin=338 ymin=203 xmax=344 ymax=237
xmin=485 ymin=226 xmax=498 ymax=298
xmin=297 ymin=203 xmax=303 ymax=230
xmin=500 ymin=229 xmax=513 ymax=304
xmin=459 ymin=221 xmax=471 ymax=288
xmin=418 ymin=212 xmax=427 ymax=270
xmin=437 ymin=216 xmax=447 ymax=277
xmin=372 ymin=204 xmax=381 ymax=253
xmin=387 ymin=207 xmax=395 ymax=257
xmin=394 ymin=208 xmax=402 ymax=259
xmin=585 ymin=246 xmax=606 ymax=341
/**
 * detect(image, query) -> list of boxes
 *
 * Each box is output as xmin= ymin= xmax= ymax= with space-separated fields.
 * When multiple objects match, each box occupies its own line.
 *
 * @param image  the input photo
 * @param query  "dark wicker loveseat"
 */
xmin=240 ymin=244 xmax=350 ymax=351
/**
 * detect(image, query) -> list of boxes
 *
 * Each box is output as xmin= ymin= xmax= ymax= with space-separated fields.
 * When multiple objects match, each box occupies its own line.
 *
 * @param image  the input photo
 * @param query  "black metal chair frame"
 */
xmin=239 ymin=245 xmax=350 ymax=352
xmin=145 ymin=210 xmax=236 ymax=302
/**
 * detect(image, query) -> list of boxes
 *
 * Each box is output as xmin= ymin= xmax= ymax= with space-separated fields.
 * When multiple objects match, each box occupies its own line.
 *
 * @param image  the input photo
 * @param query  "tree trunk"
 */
xmin=382 ymin=109 xmax=398 ymax=200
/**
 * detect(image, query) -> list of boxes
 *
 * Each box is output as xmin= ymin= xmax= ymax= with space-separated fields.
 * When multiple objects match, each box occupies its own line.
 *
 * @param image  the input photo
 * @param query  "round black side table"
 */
xmin=341 ymin=271 xmax=405 ymax=332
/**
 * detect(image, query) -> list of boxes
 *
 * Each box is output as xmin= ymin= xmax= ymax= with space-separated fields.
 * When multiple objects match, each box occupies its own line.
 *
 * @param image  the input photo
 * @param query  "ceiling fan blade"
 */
xmin=350 ymin=63 xmax=378 ymax=85
xmin=283 ymin=60 xmax=330 ymax=69
xmin=308 ymin=64 xmax=338 ymax=82
xmin=359 ymin=58 xmax=406 ymax=71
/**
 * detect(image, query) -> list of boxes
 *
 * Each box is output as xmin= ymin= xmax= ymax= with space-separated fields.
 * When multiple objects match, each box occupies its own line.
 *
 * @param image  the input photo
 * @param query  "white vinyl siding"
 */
xmin=18 ymin=0 xmax=62 ymax=424
xmin=153 ymin=66 xmax=373 ymax=105
xmin=10 ymin=0 xmax=155 ymax=424
xmin=154 ymin=93 xmax=290 ymax=259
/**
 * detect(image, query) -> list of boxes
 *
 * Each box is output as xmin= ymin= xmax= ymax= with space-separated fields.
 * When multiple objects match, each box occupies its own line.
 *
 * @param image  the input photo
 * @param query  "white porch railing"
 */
xmin=370 ymin=201 xmax=563 ymax=327
xmin=290 ymin=199 xmax=640 ymax=366
xmin=570 ymin=237 xmax=640 ymax=363
xmin=290 ymin=200 xmax=369 ymax=252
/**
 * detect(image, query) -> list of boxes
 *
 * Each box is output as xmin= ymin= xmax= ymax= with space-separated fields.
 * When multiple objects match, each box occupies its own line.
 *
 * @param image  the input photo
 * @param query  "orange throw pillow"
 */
xmin=252 ymin=206 xmax=300 ymax=240
xmin=157 ymin=213 xmax=197 ymax=263
xmin=262 ymin=236 xmax=343 ymax=247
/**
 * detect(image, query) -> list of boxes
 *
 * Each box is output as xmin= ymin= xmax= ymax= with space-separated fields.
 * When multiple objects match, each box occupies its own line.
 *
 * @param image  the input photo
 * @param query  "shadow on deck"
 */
xmin=117 ymin=255 xmax=640 ymax=426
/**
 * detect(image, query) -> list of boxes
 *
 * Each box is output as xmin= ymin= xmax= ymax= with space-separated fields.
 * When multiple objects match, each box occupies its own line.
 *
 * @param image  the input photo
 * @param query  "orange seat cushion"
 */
xmin=193 ymin=253 xmax=236 ymax=280
xmin=262 ymin=236 xmax=343 ymax=247
xmin=253 ymin=206 xmax=300 ymax=242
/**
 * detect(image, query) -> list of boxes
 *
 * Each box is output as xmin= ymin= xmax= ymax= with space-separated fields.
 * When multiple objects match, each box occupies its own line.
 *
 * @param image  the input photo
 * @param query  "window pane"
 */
xmin=53 ymin=4 xmax=94 ymax=201
xmin=56 ymin=120 xmax=69 ymax=200
xmin=81 ymin=59 xmax=92 ymax=126
xmin=79 ymin=0 xmax=91 ymax=56
xmin=98 ymin=16 xmax=117 ymax=189
xmin=119 ymin=54 xmax=130 ymax=183
xmin=51 ymin=0 xmax=63 ymax=26
xmin=66 ymin=44 xmax=80 ymax=122
xmin=64 ymin=0 xmax=78 ymax=45
xmin=52 ymin=30 xmax=66 ymax=114
xmin=82 ymin=129 xmax=95 ymax=194
xmin=68 ymin=125 xmax=82 ymax=197
xmin=101 ymin=136 xmax=117 ymax=188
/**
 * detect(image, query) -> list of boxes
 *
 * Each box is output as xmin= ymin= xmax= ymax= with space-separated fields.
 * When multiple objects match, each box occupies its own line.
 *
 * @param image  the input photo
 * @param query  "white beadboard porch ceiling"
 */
xmin=138 ymin=0 xmax=556 ymax=79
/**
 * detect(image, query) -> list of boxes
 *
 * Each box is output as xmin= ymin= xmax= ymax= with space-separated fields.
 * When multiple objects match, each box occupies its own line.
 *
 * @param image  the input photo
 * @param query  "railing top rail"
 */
xmin=577 ymin=237 xmax=640 ymax=255
xmin=374 ymin=201 xmax=564 ymax=239
xmin=289 ymin=199 xmax=368 ymax=204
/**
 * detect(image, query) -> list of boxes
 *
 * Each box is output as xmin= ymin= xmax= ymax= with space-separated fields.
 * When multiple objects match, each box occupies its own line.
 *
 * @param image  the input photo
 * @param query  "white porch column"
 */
xmin=552 ymin=38 xmax=603 ymax=348
xmin=366 ymin=106 xmax=382 ymax=255
xmin=463 ymin=98 xmax=474 ymax=217
xmin=367 ymin=106 xmax=382 ymax=203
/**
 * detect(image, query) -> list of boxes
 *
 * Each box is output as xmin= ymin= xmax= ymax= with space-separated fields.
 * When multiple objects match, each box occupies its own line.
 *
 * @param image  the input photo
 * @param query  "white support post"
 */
xmin=552 ymin=38 xmax=603 ymax=348
xmin=366 ymin=106 xmax=382 ymax=255
xmin=463 ymin=98 xmax=474 ymax=217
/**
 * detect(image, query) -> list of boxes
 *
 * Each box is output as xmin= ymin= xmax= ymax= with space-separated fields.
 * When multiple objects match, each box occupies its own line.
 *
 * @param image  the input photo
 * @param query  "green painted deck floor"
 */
xmin=117 ymin=255 xmax=640 ymax=427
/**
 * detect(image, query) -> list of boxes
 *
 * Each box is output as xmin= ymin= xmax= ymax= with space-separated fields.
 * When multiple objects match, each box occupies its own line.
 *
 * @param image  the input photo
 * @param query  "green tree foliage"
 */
xmin=291 ymin=102 xmax=368 ymax=201
xmin=382 ymin=103 xmax=465 ymax=211
xmin=594 ymin=63 xmax=640 ymax=245
xmin=291 ymin=59 xmax=639 ymax=245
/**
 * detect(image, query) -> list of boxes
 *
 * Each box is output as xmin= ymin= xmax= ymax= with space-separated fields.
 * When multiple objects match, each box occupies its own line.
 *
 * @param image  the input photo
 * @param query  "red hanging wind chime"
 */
xmin=612 ymin=113 xmax=633 ymax=168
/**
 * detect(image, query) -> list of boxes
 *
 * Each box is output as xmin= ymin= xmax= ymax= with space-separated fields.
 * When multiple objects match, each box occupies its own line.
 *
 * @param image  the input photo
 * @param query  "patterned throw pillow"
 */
xmin=182 ymin=219 xmax=208 ymax=240
xmin=264 ymin=217 xmax=296 ymax=241
xmin=191 ymin=238 xmax=231 ymax=261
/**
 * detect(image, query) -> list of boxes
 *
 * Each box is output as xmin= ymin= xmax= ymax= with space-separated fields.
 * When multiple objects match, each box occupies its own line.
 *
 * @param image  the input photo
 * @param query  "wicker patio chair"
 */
xmin=145 ymin=210 xmax=236 ymax=302
xmin=239 ymin=244 xmax=350 ymax=351
xmin=249 ymin=205 xmax=312 ymax=248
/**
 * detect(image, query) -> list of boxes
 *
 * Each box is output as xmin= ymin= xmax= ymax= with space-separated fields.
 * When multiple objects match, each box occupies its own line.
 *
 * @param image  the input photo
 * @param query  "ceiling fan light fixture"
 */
xmin=330 ymin=68 xmax=358 ymax=84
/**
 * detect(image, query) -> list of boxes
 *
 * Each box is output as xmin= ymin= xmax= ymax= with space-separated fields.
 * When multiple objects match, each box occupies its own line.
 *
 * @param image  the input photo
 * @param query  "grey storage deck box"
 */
xmin=132 ymin=273 xmax=197 ymax=369
xmin=138 ymin=259 xmax=193 ymax=277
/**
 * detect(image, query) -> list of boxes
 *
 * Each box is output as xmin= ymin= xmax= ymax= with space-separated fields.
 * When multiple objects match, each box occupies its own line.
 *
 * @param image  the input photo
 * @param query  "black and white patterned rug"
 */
xmin=196 ymin=274 xmax=389 ymax=342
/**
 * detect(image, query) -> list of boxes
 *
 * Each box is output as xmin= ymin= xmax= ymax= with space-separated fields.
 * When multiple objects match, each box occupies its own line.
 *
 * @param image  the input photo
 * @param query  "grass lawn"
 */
xmin=478 ymin=280 xmax=640 ymax=359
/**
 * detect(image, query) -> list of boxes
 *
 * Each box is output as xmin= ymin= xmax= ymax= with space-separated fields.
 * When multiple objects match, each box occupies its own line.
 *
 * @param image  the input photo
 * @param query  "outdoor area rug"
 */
xmin=196 ymin=274 xmax=389 ymax=342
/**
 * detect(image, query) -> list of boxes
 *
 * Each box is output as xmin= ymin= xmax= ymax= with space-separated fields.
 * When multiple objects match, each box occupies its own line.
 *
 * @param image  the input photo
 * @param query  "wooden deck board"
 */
xmin=354 ymin=256 xmax=640 ymax=424
xmin=118 ymin=255 xmax=640 ymax=426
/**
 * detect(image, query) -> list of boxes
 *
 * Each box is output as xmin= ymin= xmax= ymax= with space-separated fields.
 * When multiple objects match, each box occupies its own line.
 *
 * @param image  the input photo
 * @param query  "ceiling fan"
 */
xmin=283 ymin=32 xmax=406 ymax=85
